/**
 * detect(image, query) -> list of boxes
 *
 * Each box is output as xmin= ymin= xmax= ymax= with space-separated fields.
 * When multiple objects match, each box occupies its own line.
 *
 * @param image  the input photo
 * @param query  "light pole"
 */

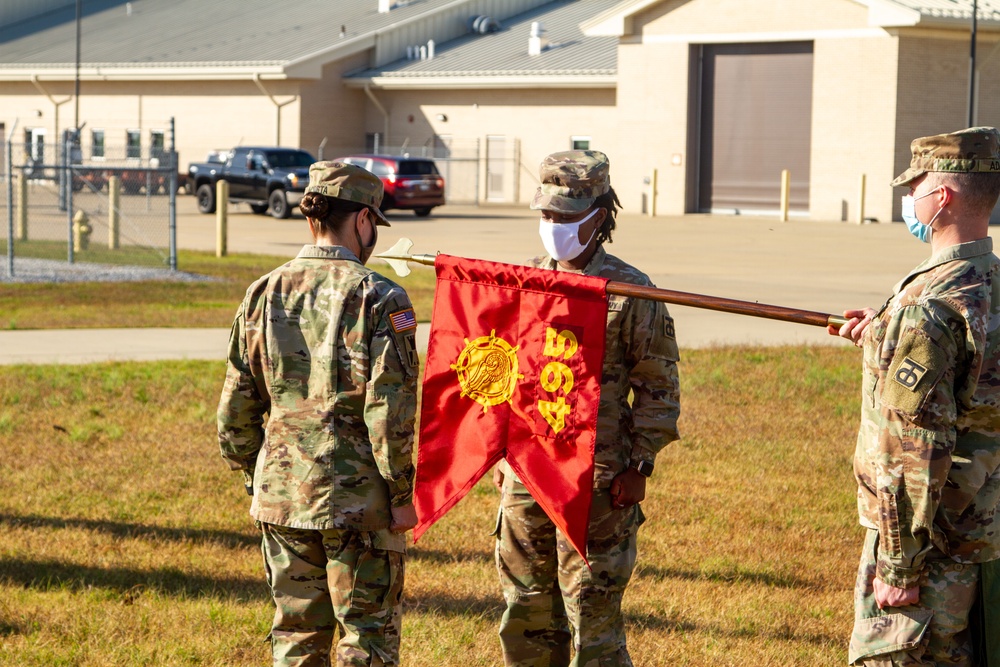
xmin=968 ymin=0 xmax=978 ymax=127
xmin=74 ymin=0 xmax=82 ymax=130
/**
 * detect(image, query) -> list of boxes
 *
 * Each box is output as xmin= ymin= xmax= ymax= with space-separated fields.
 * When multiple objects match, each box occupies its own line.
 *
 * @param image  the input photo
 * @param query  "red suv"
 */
xmin=335 ymin=154 xmax=445 ymax=217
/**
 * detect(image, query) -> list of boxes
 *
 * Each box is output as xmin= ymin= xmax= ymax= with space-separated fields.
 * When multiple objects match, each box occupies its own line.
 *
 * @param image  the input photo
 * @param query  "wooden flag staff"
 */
xmin=375 ymin=238 xmax=849 ymax=330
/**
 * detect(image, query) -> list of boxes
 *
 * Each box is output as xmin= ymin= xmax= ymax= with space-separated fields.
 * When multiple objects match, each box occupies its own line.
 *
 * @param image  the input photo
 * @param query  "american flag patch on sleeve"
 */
xmin=389 ymin=308 xmax=417 ymax=333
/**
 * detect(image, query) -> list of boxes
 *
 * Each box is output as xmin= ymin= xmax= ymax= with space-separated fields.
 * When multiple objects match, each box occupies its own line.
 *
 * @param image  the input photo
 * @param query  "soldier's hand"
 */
xmin=828 ymin=308 xmax=875 ymax=347
xmin=390 ymin=503 xmax=418 ymax=534
xmin=610 ymin=468 xmax=646 ymax=509
xmin=493 ymin=465 xmax=505 ymax=491
xmin=873 ymin=578 xmax=920 ymax=609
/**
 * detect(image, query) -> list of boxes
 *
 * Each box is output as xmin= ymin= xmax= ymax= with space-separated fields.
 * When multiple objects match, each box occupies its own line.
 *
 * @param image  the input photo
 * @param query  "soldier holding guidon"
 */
xmin=831 ymin=127 xmax=1000 ymax=665
xmin=493 ymin=150 xmax=681 ymax=666
xmin=217 ymin=162 xmax=420 ymax=667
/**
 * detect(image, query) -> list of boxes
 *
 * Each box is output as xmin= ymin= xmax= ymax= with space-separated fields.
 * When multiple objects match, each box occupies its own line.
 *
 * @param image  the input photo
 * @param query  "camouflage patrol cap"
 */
xmin=530 ymin=150 xmax=611 ymax=214
xmin=891 ymin=126 xmax=1000 ymax=187
xmin=304 ymin=161 xmax=391 ymax=226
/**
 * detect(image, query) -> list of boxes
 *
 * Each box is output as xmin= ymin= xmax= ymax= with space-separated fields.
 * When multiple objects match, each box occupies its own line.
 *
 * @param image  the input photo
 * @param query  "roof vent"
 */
xmin=378 ymin=0 xmax=395 ymax=13
xmin=407 ymin=40 xmax=436 ymax=60
xmin=469 ymin=15 xmax=501 ymax=34
xmin=528 ymin=22 xmax=548 ymax=56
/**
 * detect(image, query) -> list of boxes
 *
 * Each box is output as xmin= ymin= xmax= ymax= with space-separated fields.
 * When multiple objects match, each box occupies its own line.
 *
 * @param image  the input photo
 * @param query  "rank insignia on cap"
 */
xmin=390 ymin=308 xmax=417 ymax=333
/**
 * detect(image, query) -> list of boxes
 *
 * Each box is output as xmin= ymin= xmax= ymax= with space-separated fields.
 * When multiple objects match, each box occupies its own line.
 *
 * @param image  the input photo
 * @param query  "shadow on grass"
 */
xmin=0 ymin=556 xmax=269 ymax=602
xmin=404 ymin=591 xmax=504 ymax=620
xmin=625 ymin=610 xmax=841 ymax=647
xmin=408 ymin=546 xmax=493 ymax=566
xmin=0 ymin=512 xmax=258 ymax=550
xmin=402 ymin=590 xmax=840 ymax=648
xmin=634 ymin=563 xmax=820 ymax=591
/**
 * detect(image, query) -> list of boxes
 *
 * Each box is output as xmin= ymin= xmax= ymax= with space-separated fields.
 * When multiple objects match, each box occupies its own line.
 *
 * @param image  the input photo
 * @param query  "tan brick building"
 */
xmin=2 ymin=0 xmax=998 ymax=221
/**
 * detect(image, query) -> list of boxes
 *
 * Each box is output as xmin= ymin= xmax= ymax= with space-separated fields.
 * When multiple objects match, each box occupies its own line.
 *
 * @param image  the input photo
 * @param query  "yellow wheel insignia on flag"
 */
xmin=451 ymin=330 xmax=523 ymax=412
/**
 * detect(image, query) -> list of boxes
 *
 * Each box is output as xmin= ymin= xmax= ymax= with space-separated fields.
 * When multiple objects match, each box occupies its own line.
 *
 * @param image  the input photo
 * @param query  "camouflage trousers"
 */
xmin=494 ymin=478 xmax=644 ymax=667
xmin=260 ymin=522 xmax=406 ymax=667
xmin=850 ymin=528 xmax=980 ymax=666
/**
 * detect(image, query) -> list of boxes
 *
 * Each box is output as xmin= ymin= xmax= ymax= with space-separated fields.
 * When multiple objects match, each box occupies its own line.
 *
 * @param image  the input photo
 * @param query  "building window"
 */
xmin=570 ymin=136 xmax=591 ymax=150
xmin=150 ymin=129 xmax=165 ymax=159
xmin=92 ymin=130 xmax=105 ymax=159
xmin=126 ymin=129 xmax=141 ymax=159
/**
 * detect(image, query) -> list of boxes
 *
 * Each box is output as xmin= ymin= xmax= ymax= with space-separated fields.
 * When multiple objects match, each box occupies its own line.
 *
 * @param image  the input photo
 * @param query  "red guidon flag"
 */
xmin=413 ymin=254 xmax=608 ymax=561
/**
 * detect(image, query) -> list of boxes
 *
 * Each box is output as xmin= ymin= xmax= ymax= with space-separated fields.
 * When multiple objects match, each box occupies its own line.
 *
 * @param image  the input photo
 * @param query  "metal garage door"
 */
xmin=697 ymin=42 xmax=813 ymax=214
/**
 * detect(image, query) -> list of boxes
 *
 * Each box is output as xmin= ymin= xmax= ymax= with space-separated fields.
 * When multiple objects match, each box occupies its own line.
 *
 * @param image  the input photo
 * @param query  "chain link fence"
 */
xmin=374 ymin=138 xmax=482 ymax=206
xmin=320 ymin=137 xmax=523 ymax=206
xmin=3 ymin=120 xmax=179 ymax=278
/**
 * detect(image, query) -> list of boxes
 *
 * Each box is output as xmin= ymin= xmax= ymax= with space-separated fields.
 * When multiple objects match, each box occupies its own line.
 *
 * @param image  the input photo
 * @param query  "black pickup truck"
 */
xmin=188 ymin=146 xmax=315 ymax=218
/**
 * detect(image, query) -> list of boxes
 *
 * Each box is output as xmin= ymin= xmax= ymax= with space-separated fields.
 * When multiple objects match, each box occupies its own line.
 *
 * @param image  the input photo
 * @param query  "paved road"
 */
xmin=4 ymin=196 xmax=996 ymax=364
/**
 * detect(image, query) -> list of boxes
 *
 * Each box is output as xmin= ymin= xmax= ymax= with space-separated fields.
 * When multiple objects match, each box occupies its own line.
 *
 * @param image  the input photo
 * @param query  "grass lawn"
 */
xmin=0 ymin=242 xmax=437 ymax=330
xmin=0 ymin=346 xmax=862 ymax=666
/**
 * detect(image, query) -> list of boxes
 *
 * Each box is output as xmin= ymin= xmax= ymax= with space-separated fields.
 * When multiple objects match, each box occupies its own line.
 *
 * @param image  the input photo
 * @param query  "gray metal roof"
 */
xmin=0 ymin=0 xmax=473 ymax=68
xmin=347 ymin=0 xmax=618 ymax=80
xmin=886 ymin=0 xmax=1000 ymax=20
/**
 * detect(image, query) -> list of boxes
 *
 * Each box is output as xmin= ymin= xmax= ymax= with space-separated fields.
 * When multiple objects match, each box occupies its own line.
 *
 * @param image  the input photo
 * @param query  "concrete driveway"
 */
xmin=5 ymin=194 xmax=995 ymax=364
xmin=177 ymin=195 xmax=947 ymax=348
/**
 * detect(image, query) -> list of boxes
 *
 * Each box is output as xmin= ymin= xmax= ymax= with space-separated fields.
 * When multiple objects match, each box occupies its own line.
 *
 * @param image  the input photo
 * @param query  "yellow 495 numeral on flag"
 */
xmin=538 ymin=327 xmax=579 ymax=434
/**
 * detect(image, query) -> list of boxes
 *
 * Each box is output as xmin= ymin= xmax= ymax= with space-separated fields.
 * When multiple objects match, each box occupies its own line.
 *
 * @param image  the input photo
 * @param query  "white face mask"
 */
xmin=538 ymin=207 xmax=601 ymax=261
xmin=901 ymin=188 xmax=940 ymax=244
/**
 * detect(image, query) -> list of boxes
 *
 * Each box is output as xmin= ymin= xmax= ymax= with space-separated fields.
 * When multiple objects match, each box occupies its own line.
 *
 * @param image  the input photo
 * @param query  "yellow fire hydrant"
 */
xmin=73 ymin=210 xmax=93 ymax=252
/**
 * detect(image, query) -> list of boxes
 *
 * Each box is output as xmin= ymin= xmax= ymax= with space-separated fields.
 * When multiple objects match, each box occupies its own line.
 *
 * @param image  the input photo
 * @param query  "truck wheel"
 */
xmin=269 ymin=190 xmax=290 ymax=219
xmin=196 ymin=183 xmax=216 ymax=214
xmin=250 ymin=203 xmax=268 ymax=215
xmin=414 ymin=207 xmax=433 ymax=217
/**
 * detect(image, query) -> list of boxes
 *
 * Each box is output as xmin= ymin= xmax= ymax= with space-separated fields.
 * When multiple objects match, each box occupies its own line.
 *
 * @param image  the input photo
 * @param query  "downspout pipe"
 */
xmin=364 ymin=84 xmax=390 ymax=152
xmin=253 ymin=73 xmax=297 ymax=146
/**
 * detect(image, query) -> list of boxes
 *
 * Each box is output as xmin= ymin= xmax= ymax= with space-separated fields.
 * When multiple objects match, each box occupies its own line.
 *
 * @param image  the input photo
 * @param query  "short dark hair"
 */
xmin=299 ymin=192 xmax=369 ymax=235
xmin=593 ymin=187 xmax=621 ymax=245
xmin=939 ymin=172 xmax=1000 ymax=216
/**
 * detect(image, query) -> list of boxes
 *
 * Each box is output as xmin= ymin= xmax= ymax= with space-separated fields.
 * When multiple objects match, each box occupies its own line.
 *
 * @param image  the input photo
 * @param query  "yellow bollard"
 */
xmin=216 ymin=180 xmax=228 ymax=258
xmin=108 ymin=175 xmax=121 ymax=249
xmin=780 ymin=169 xmax=791 ymax=222
xmin=857 ymin=174 xmax=867 ymax=224
xmin=73 ymin=210 xmax=92 ymax=252
xmin=649 ymin=169 xmax=658 ymax=218
xmin=16 ymin=172 xmax=28 ymax=241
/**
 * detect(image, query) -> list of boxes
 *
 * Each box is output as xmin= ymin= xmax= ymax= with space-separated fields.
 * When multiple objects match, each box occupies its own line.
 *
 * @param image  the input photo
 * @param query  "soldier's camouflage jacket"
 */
xmin=856 ymin=237 xmax=1000 ymax=589
xmin=504 ymin=246 xmax=681 ymax=487
xmin=217 ymin=246 xmax=419 ymax=531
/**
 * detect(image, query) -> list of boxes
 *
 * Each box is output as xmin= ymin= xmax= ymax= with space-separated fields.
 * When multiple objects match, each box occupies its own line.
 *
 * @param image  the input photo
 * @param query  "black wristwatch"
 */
xmin=630 ymin=460 xmax=654 ymax=478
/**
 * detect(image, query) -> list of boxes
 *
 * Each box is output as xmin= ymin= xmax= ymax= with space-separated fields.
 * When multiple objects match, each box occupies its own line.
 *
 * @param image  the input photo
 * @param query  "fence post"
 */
xmin=780 ymin=169 xmax=791 ymax=222
xmin=216 ymin=180 xmax=228 ymax=257
xmin=16 ymin=172 xmax=28 ymax=241
xmin=109 ymin=175 xmax=121 ymax=249
xmin=65 ymin=133 xmax=74 ymax=264
xmin=6 ymin=130 xmax=15 ymax=277
xmin=168 ymin=116 xmax=177 ymax=271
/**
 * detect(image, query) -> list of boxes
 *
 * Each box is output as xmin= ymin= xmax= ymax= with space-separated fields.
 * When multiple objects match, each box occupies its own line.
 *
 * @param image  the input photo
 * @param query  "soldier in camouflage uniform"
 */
xmin=492 ymin=150 xmax=681 ymax=666
xmin=831 ymin=128 xmax=1000 ymax=665
xmin=217 ymin=162 xmax=420 ymax=667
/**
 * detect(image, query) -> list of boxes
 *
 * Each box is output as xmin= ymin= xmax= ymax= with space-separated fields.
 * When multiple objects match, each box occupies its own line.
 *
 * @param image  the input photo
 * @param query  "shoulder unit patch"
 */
xmin=882 ymin=329 xmax=947 ymax=418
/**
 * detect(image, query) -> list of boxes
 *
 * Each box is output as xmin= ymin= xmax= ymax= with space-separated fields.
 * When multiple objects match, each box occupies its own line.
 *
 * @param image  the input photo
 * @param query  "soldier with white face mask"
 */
xmin=831 ymin=127 xmax=1000 ymax=665
xmin=492 ymin=150 xmax=681 ymax=667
